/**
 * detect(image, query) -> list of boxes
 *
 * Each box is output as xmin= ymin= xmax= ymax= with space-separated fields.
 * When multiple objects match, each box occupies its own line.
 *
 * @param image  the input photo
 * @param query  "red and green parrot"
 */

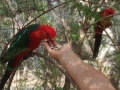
xmin=93 ymin=8 xmax=114 ymax=58
xmin=0 ymin=24 xmax=57 ymax=89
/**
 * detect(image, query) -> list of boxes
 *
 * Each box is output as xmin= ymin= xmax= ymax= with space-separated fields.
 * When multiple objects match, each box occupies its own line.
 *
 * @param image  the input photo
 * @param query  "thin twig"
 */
xmin=104 ymin=30 xmax=118 ymax=50
xmin=23 ymin=0 xmax=71 ymax=28
xmin=86 ymin=13 xmax=120 ymax=30
xmin=58 ymin=0 xmax=69 ymax=42
xmin=4 ymin=0 xmax=20 ymax=29
xmin=22 ymin=10 xmax=34 ymax=28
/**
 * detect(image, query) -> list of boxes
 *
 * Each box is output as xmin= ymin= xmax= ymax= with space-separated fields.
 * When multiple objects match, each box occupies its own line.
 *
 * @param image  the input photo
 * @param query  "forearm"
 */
xmin=58 ymin=51 xmax=115 ymax=90
xmin=44 ymin=42 xmax=115 ymax=90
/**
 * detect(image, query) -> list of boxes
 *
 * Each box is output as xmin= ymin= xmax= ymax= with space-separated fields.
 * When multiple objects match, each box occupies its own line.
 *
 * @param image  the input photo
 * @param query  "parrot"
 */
xmin=93 ymin=8 xmax=114 ymax=58
xmin=0 ymin=24 xmax=57 ymax=89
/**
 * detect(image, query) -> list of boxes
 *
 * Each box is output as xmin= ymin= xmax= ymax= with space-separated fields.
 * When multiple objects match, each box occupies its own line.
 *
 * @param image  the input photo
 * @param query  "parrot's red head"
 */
xmin=105 ymin=8 xmax=114 ymax=16
xmin=39 ymin=25 xmax=57 ymax=46
xmin=100 ymin=8 xmax=114 ymax=17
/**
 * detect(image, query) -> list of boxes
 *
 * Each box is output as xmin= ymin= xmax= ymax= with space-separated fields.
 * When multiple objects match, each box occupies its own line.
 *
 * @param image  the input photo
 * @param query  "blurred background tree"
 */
xmin=0 ymin=0 xmax=120 ymax=90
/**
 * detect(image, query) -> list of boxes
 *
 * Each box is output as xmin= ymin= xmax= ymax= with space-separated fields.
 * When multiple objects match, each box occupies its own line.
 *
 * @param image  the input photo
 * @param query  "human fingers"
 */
xmin=44 ymin=42 xmax=60 ymax=60
xmin=44 ymin=42 xmax=53 ymax=53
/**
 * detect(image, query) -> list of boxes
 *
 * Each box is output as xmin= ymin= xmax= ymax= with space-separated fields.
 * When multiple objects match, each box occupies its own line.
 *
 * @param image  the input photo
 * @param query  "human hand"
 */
xmin=44 ymin=42 xmax=72 ymax=60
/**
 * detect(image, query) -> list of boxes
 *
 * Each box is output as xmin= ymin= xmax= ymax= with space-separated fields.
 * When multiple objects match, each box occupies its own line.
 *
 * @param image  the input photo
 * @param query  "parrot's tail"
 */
xmin=0 ymin=69 xmax=11 ymax=90
xmin=0 ymin=59 xmax=14 ymax=90
xmin=93 ymin=34 xmax=102 ymax=58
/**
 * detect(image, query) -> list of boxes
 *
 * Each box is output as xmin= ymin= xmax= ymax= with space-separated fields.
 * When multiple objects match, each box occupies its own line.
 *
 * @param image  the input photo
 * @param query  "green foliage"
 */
xmin=0 ymin=0 xmax=120 ymax=89
xmin=56 ymin=87 xmax=63 ymax=90
xmin=0 ymin=1 xmax=10 ymax=17
xmin=69 ymin=22 xmax=80 ymax=42
xmin=71 ymin=0 xmax=98 ymax=19
xmin=16 ymin=0 xmax=48 ymax=13
xmin=112 ymin=51 xmax=120 ymax=69
xmin=111 ymin=1 xmax=120 ymax=11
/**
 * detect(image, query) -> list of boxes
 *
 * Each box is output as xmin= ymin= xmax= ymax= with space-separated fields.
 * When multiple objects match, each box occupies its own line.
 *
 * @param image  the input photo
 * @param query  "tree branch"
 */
xmin=32 ymin=52 xmax=80 ymax=90
xmin=23 ymin=0 xmax=71 ymax=28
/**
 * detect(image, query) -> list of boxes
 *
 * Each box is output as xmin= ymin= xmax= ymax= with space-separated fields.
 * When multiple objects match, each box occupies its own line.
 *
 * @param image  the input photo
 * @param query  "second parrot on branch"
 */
xmin=93 ymin=8 xmax=114 ymax=58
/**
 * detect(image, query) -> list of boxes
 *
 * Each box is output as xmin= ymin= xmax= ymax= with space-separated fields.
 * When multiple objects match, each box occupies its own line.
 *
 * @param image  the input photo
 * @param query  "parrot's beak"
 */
xmin=46 ymin=37 xmax=61 ymax=50
xmin=47 ymin=37 xmax=57 ymax=46
xmin=50 ymin=37 xmax=57 ymax=46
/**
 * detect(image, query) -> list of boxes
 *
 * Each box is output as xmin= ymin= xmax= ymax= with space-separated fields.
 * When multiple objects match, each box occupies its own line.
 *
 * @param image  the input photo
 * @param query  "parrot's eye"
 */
xmin=46 ymin=32 xmax=49 ymax=36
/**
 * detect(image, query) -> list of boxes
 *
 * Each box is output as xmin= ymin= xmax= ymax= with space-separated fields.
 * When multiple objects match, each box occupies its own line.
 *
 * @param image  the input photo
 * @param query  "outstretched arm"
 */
xmin=44 ymin=42 xmax=115 ymax=90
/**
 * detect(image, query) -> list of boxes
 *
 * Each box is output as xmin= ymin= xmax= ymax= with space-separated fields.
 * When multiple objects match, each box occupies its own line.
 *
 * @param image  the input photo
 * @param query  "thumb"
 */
xmin=44 ymin=42 xmax=53 ymax=53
